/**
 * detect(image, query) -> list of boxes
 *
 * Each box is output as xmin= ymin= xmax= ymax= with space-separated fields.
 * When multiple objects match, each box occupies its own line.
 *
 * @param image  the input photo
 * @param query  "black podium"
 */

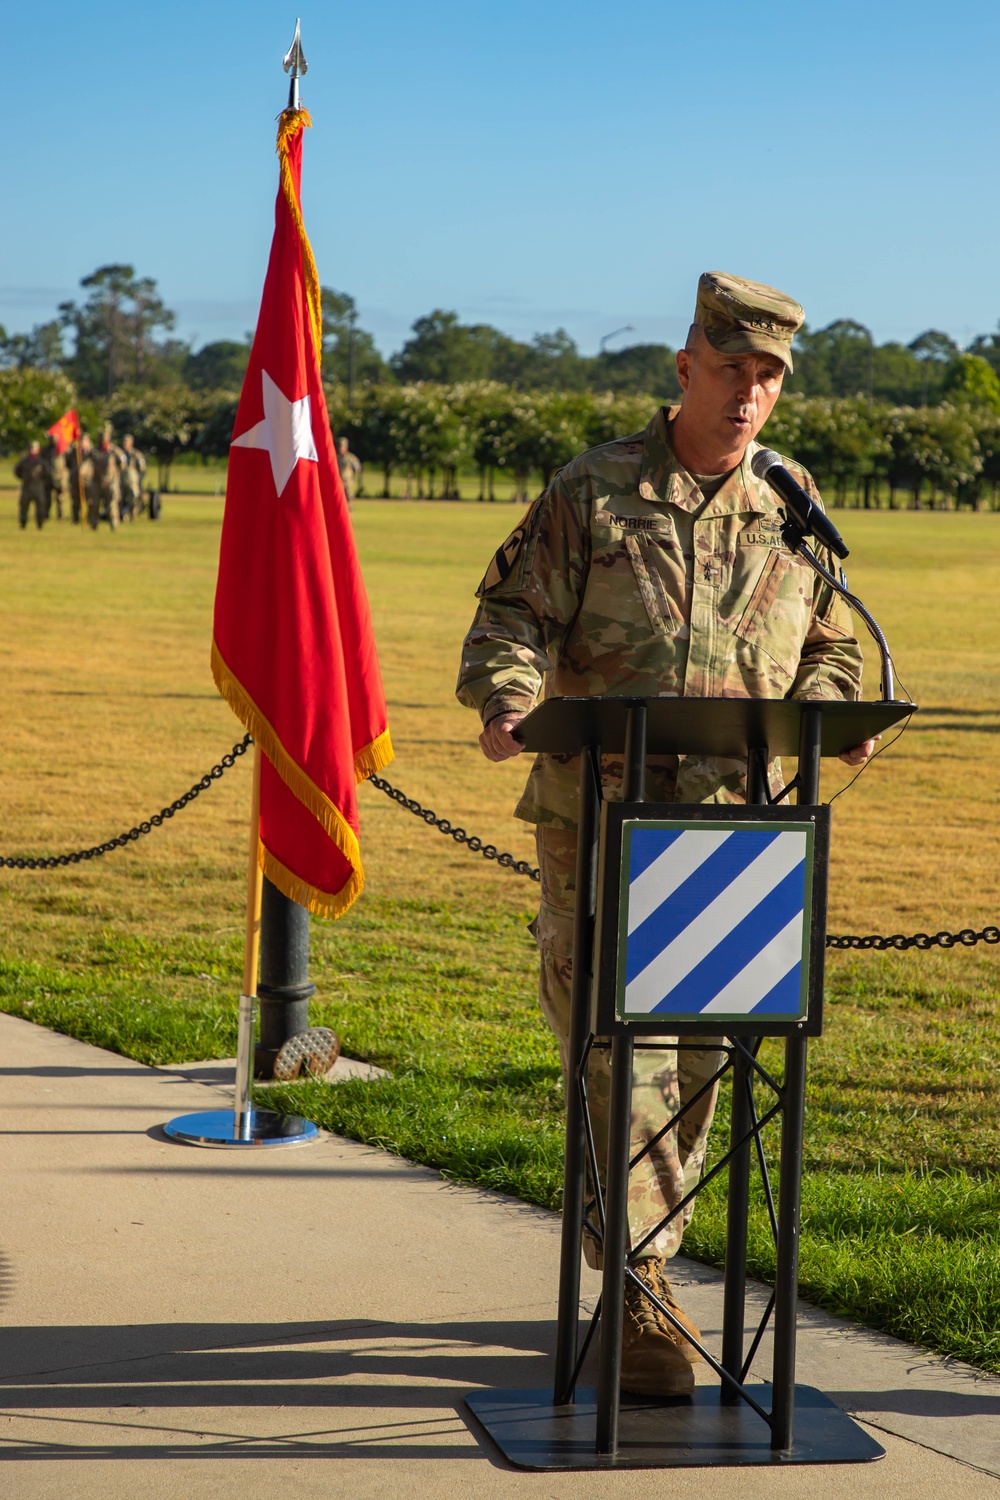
xmin=467 ymin=694 xmax=915 ymax=1470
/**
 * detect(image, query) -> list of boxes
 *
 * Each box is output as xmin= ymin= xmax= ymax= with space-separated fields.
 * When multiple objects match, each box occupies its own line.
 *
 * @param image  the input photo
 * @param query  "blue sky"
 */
xmin=2 ymin=0 xmax=999 ymax=357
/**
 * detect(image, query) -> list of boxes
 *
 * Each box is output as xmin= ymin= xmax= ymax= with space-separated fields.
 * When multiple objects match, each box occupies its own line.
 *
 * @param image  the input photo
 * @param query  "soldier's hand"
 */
xmin=479 ymin=713 xmax=527 ymax=762
xmin=839 ymin=735 xmax=880 ymax=767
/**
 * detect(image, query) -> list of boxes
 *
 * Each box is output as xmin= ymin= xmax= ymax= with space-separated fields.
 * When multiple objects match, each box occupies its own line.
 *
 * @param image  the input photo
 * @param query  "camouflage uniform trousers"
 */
xmin=120 ymin=470 xmax=142 ymax=520
xmin=87 ymin=479 xmax=119 ymax=530
xmin=536 ymin=824 xmax=725 ymax=1269
xmin=46 ymin=453 xmax=69 ymax=520
xmin=47 ymin=475 xmax=68 ymax=520
xmin=18 ymin=483 xmax=47 ymax=529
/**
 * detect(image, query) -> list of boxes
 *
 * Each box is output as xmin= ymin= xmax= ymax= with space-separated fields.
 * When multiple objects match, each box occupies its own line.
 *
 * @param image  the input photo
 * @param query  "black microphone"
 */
xmin=750 ymin=448 xmax=849 ymax=560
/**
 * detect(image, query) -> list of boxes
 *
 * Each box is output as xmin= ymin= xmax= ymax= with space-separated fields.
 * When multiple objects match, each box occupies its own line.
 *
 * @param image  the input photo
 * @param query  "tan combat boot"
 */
xmin=619 ymin=1260 xmax=695 ymax=1396
xmin=653 ymin=1262 xmax=704 ymax=1362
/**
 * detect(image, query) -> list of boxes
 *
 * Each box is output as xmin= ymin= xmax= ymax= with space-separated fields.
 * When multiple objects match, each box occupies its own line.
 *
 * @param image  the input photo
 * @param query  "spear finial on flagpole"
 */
xmin=283 ymin=18 xmax=307 ymax=110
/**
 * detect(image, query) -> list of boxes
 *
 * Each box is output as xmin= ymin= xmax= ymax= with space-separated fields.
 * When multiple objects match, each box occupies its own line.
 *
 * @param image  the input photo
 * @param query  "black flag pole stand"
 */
xmin=163 ymin=747 xmax=319 ymax=1148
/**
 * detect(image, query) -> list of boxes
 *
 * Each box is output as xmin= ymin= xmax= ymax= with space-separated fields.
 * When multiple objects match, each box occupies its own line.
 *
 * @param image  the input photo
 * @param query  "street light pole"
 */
xmin=598 ymin=324 xmax=634 ymax=356
xmin=348 ymin=307 xmax=357 ymax=407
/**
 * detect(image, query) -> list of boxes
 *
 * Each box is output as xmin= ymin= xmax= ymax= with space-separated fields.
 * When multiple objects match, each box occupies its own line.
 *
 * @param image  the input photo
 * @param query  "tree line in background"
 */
xmin=4 ymin=263 xmax=1000 ymax=506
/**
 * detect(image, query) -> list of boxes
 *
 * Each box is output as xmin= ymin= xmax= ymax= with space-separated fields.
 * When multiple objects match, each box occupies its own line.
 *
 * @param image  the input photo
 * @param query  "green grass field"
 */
xmin=2 ymin=490 xmax=1000 ymax=1368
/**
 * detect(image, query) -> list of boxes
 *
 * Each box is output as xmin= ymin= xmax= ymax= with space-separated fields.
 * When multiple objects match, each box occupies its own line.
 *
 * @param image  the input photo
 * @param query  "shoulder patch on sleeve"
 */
xmin=477 ymin=500 xmax=538 ymax=596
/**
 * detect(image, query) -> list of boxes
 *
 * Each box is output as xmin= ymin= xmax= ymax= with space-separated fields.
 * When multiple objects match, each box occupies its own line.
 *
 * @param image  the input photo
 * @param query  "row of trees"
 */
xmin=332 ymin=372 xmax=1000 ymax=508
xmin=5 ymin=362 xmax=1000 ymax=509
xmin=9 ymin=263 xmax=1000 ymax=408
xmin=0 ymin=266 xmax=681 ymax=401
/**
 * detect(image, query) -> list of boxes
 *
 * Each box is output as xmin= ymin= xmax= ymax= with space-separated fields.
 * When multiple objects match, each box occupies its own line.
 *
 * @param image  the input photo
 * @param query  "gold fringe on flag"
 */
xmin=212 ymin=638 xmax=376 ymax=919
xmin=260 ymin=845 xmax=361 ymax=921
xmin=354 ymin=729 xmax=394 ymax=784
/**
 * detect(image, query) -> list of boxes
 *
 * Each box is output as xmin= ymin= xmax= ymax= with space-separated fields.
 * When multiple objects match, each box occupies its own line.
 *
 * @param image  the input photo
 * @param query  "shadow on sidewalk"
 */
xmin=829 ymin=1387 xmax=1000 ymax=1419
xmin=0 ymin=1316 xmax=557 ymax=1465
xmin=0 ymin=1067 xmax=165 ymax=1079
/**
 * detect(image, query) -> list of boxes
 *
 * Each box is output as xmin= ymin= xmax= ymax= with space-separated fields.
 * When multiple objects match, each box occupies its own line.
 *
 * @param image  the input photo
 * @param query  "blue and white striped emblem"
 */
xmin=617 ymin=822 xmax=813 ymax=1022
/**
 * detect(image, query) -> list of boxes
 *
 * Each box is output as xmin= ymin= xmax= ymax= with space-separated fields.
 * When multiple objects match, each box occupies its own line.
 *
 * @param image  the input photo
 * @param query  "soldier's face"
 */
xmin=676 ymin=341 xmax=785 ymax=459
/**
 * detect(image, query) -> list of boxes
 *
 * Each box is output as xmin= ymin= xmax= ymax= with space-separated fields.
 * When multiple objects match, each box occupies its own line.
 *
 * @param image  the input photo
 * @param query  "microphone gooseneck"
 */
xmin=749 ymin=447 xmax=897 ymax=699
xmin=750 ymin=448 xmax=849 ymax=561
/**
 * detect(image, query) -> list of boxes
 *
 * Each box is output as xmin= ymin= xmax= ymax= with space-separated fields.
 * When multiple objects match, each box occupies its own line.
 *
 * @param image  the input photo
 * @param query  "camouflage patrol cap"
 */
xmin=693 ymin=271 xmax=804 ymax=373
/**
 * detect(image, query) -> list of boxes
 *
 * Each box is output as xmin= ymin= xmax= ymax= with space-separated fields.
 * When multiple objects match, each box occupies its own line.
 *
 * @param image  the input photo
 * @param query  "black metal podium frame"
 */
xmin=467 ymin=695 xmax=914 ymax=1470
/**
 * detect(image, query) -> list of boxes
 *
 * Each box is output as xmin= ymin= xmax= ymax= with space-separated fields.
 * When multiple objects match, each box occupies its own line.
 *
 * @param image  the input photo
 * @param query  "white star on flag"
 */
xmin=231 ymin=370 xmax=319 ymax=495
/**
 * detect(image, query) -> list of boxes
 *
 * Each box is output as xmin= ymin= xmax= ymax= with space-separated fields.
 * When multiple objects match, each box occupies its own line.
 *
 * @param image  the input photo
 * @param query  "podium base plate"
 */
xmin=163 ymin=1108 xmax=319 ymax=1148
xmin=465 ymin=1384 xmax=885 ymax=1470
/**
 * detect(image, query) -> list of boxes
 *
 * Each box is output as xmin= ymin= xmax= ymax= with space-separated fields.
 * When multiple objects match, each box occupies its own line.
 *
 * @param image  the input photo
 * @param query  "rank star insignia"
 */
xmin=232 ymin=370 xmax=319 ymax=495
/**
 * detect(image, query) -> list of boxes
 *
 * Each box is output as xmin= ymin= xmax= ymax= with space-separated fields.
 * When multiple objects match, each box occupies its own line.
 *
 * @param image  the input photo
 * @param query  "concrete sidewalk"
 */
xmin=2 ymin=1010 xmax=1000 ymax=1499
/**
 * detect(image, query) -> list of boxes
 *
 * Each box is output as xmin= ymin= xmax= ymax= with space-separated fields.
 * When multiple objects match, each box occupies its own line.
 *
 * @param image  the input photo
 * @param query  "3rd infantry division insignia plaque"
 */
xmin=616 ymin=822 xmax=816 ymax=1025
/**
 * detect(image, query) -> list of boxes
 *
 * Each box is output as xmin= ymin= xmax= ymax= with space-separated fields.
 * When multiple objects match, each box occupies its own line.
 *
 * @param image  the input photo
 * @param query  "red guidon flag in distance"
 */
xmin=212 ymin=108 xmax=392 ymax=918
xmin=47 ymin=409 xmax=80 ymax=454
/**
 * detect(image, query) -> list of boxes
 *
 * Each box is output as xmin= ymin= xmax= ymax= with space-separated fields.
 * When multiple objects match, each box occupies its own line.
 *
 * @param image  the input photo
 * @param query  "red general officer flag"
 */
xmin=47 ymin=409 xmax=80 ymax=454
xmin=211 ymin=108 xmax=392 ymax=918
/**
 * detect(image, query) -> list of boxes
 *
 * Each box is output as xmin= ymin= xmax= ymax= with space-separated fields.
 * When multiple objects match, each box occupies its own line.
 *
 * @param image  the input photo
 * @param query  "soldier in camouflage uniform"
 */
xmin=89 ymin=426 xmax=121 ymax=530
xmin=119 ymin=434 xmax=147 ymax=521
xmin=66 ymin=435 xmax=93 ymax=525
xmin=43 ymin=436 xmax=69 ymax=521
xmin=457 ymin=272 xmax=873 ymax=1397
xmin=337 ymin=436 xmax=362 ymax=505
xmin=14 ymin=441 xmax=50 ymax=529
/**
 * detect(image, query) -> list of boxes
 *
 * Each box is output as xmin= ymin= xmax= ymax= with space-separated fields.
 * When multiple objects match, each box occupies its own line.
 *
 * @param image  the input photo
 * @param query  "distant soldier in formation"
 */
xmin=119 ymin=433 xmax=147 ymax=521
xmin=337 ymin=436 xmax=362 ymax=505
xmin=89 ymin=425 xmax=121 ymax=529
xmin=14 ymin=441 xmax=50 ymax=529
xmin=66 ymin=435 xmax=93 ymax=524
xmin=43 ymin=435 xmax=69 ymax=521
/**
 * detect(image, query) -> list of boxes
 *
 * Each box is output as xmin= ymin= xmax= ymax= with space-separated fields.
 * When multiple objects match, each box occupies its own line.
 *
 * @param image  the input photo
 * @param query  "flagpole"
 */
xmin=234 ymin=748 xmax=264 ymax=1135
xmin=74 ymin=437 xmax=86 ymax=527
xmin=161 ymin=21 xmax=321 ymax=1151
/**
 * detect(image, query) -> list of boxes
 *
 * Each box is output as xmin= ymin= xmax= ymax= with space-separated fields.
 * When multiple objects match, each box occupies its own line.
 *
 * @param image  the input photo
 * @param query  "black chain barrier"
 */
xmin=826 ymin=926 xmax=1000 ymax=952
xmin=2 ymin=744 xmax=995 ymax=952
xmin=368 ymin=774 xmax=541 ymax=882
xmin=365 ymin=778 xmax=1000 ymax=951
xmin=0 ymin=734 xmax=253 ymax=870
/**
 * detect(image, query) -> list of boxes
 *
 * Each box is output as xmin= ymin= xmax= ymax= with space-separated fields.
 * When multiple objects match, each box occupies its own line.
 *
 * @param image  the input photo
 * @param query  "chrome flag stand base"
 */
xmin=164 ymin=992 xmax=319 ymax=1149
xmin=163 ymin=1108 xmax=317 ymax=1148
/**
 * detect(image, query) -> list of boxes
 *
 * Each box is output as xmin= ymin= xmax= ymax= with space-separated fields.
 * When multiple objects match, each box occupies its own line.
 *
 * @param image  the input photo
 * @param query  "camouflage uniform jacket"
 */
xmin=118 ymin=445 xmax=143 ymax=480
xmin=456 ymin=405 xmax=864 ymax=828
xmin=45 ymin=445 xmax=68 ymax=487
xmin=91 ymin=445 xmax=121 ymax=491
xmin=14 ymin=453 xmax=50 ymax=497
xmin=67 ymin=446 xmax=94 ymax=488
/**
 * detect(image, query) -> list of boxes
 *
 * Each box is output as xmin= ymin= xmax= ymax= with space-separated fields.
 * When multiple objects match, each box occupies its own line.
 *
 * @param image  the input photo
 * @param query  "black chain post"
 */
xmin=256 ymin=876 xmax=316 ymax=1079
